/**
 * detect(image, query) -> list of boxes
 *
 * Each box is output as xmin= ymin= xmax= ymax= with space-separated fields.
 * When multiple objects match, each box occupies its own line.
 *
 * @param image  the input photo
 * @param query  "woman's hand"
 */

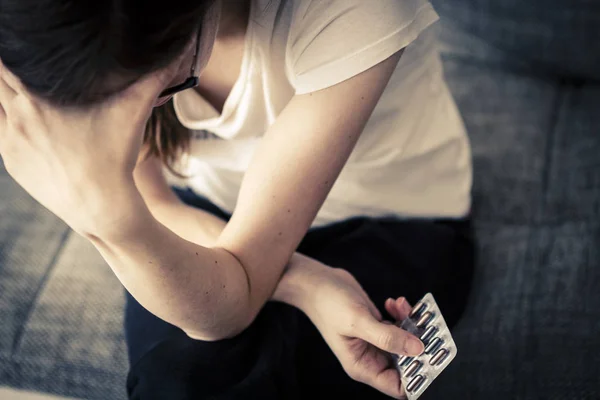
xmin=310 ymin=269 xmax=421 ymax=398
xmin=279 ymin=262 xmax=424 ymax=399
xmin=0 ymin=61 xmax=166 ymax=237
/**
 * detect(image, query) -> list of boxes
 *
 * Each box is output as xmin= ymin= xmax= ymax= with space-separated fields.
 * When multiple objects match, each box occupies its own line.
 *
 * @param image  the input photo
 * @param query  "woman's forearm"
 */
xmin=141 ymin=197 xmax=325 ymax=327
xmin=88 ymin=189 xmax=323 ymax=341
xmin=149 ymin=199 xmax=225 ymax=247
xmin=87 ymin=191 xmax=252 ymax=341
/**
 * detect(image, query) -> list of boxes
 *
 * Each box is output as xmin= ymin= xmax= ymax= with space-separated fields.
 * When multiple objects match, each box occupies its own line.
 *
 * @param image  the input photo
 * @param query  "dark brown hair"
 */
xmin=0 ymin=0 xmax=215 ymax=171
xmin=143 ymin=101 xmax=191 ymax=176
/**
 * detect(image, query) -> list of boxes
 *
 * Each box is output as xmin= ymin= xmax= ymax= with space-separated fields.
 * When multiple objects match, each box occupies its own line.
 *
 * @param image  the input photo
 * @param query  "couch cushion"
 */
xmin=0 ymin=160 xmax=71 ymax=379
xmin=433 ymin=0 xmax=600 ymax=80
xmin=436 ymin=40 xmax=559 ymax=225
xmin=0 ymin=157 xmax=127 ymax=399
xmin=5 ymin=232 xmax=128 ymax=400
xmin=544 ymin=84 xmax=600 ymax=223
xmin=425 ymin=20 xmax=600 ymax=399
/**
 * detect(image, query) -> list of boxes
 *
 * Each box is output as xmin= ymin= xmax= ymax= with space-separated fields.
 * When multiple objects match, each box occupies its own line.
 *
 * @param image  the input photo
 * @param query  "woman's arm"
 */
xmin=133 ymin=155 xmax=225 ymax=248
xmin=2 ymin=54 xmax=425 ymax=397
xmin=134 ymin=154 xmax=425 ymax=399
xmin=127 ymin=52 xmax=401 ymax=339
xmin=89 ymin=51 xmax=403 ymax=340
xmin=0 ymin=51 xmax=401 ymax=340
xmin=133 ymin=153 xmax=322 ymax=305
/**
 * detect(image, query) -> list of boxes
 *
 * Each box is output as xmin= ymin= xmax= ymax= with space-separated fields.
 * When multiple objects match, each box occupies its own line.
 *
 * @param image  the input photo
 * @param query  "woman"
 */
xmin=0 ymin=0 xmax=473 ymax=398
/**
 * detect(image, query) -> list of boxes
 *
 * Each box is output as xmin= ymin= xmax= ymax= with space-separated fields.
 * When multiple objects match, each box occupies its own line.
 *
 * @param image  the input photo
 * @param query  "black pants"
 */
xmin=125 ymin=189 xmax=474 ymax=400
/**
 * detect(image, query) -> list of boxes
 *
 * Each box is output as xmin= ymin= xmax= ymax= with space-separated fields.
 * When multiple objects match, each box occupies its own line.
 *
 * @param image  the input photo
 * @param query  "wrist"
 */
xmin=81 ymin=181 xmax=154 ymax=243
xmin=272 ymin=254 xmax=328 ymax=313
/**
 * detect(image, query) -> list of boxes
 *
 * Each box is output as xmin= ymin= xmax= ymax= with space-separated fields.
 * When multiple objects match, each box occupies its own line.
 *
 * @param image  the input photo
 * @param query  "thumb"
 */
xmin=355 ymin=315 xmax=424 ymax=357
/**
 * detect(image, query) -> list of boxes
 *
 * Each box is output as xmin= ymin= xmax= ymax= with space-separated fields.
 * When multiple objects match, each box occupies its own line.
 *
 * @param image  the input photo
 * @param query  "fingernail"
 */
xmin=404 ymin=337 xmax=424 ymax=356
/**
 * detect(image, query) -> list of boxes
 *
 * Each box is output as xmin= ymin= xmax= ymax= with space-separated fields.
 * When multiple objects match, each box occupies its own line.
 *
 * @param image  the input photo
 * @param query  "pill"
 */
xmin=430 ymin=348 xmax=449 ymax=366
xmin=416 ymin=311 xmax=433 ymax=327
xmin=420 ymin=326 xmax=437 ymax=343
xmin=404 ymin=360 xmax=422 ymax=378
xmin=425 ymin=337 xmax=443 ymax=354
xmin=406 ymin=375 xmax=425 ymax=393
xmin=399 ymin=356 xmax=413 ymax=367
xmin=410 ymin=302 xmax=427 ymax=318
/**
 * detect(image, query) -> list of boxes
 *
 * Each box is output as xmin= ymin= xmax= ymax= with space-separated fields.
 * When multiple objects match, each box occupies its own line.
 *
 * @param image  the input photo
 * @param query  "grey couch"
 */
xmin=1 ymin=0 xmax=598 ymax=399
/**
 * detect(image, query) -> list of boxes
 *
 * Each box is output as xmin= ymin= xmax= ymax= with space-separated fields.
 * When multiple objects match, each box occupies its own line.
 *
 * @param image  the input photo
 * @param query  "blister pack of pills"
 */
xmin=391 ymin=293 xmax=457 ymax=400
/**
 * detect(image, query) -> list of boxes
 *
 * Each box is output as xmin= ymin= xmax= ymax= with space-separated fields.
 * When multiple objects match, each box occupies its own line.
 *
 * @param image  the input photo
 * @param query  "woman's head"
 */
xmin=0 ymin=0 xmax=220 ymax=169
xmin=0 ymin=0 xmax=219 ymax=105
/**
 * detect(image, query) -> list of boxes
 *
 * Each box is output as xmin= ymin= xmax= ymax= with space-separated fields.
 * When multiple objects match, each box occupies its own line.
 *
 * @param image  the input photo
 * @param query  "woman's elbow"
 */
xmin=183 ymin=320 xmax=253 ymax=342
xmin=182 ymin=303 xmax=259 ymax=342
xmin=182 ymin=259 xmax=264 ymax=341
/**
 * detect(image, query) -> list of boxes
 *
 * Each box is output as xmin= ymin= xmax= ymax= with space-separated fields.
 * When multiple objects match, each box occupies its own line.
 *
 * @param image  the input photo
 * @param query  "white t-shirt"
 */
xmin=171 ymin=0 xmax=472 ymax=227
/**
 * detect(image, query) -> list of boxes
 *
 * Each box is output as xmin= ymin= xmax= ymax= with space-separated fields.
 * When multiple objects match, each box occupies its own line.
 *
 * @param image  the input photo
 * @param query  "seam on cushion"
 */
xmin=539 ymin=82 xmax=567 ymax=221
xmin=461 ymin=77 xmax=573 ymax=395
xmin=517 ymin=81 xmax=565 ymax=395
xmin=10 ymin=227 xmax=72 ymax=358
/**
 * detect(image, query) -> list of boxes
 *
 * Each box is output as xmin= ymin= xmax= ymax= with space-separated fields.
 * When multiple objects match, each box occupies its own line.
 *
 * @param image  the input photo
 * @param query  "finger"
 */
xmin=385 ymin=298 xmax=402 ymax=321
xmin=394 ymin=297 xmax=413 ymax=321
xmin=385 ymin=297 xmax=413 ymax=322
xmin=368 ymin=367 xmax=404 ymax=399
xmin=356 ymin=316 xmax=424 ymax=357
xmin=358 ymin=351 xmax=404 ymax=399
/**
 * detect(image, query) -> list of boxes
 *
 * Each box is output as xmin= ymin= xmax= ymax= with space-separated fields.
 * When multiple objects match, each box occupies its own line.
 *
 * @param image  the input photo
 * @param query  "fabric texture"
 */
xmin=171 ymin=0 xmax=472 ymax=226
xmin=433 ymin=0 xmax=600 ymax=81
xmin=424 ymin=4 xmax=600 ymax=398
xmin=1 ymin=0 xmax=599 ymax=399
xmin=0 ymin=163 xmax=128 ymax=399
xmin=125 ymin=189 xmax=474 ymax=400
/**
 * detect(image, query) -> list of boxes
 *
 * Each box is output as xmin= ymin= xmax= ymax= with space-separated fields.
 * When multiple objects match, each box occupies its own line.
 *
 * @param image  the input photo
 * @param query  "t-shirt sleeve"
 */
xmin=286 ymin=0 xmax=439 ymax=94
